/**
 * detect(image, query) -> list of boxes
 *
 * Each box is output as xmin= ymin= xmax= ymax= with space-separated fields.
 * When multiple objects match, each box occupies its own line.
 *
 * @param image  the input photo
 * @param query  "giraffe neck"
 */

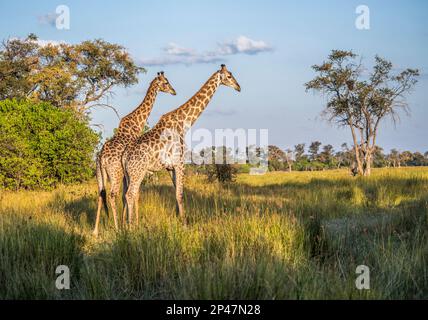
xmin=177 ymin=72 xmax=221 ymax=126
xmin=117 ymin=80 xmax=158 ymax=137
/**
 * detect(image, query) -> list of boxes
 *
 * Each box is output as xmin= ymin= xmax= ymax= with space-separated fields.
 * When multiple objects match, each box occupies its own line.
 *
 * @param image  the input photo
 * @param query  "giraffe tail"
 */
xmin=96 ymin=158 xmax=109 ymax=217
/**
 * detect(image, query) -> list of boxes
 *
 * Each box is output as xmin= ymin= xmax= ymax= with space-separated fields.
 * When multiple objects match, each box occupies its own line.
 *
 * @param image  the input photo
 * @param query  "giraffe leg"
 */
xmin=124 ymin=185 xmax=134 ymax=228
xmin=121 ymin=174 xmax=129 ymax=228
xmin=173 ymin=165 xmax=185 ymax=220
xmin=135 ymin=188 xmax=140 ymax=227
xmin=122 ymin=200 xmax=128 ymax=228
xmin=108 ymin=191 xmax=119 ymax=231
xmin=125 ymin=174 xmax=145 ymax=228
xmin=134 ymin=175 xmax=146 ymax=227
xmin=93 ymin=196 xmax=103 ymax=236
xmin=107 ymin=171 xmax=122 ymax=231
xmin=93 ymin=159 xmax=108 ymax=236
xmin=168 ymin=168 xmax=177 ymax=187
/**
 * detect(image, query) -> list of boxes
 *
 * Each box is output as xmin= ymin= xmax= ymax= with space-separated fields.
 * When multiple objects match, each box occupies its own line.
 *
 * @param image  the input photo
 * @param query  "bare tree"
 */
xmin=305 ymin=50 xmax=419 ymax=176
xmin=284 ymin=148 xmax=294 ymax=172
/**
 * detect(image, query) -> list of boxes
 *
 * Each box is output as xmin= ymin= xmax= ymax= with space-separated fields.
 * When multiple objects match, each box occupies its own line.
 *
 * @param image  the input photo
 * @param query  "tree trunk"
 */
xmin=362 ymin=150 xmax=372 ymax=176
xmin=349 ymin=125 xmax=364 ymax=175
xmin=363 ymin=157 xmax=371 ymax=176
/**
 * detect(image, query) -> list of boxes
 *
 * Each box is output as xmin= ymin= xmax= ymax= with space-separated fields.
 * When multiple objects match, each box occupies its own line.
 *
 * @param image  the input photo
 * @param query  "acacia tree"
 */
xmin=0 ymin=34 xmax=144 ymax=116
xmin=201 ymin=146 xmax=237 ymax=183
xmin=294 ymin=143 xmax=306 ymax=161
xmin=387 ymin=149 xmax=401 ymax=168
xmin=319 ymin=144 xmax=335 ymax=167
xmin=267 ymin=145 xmax=294 ymax=172
xmin=308 ymin=141 xmax=322 ymax=161
xmin=305 ymin=50 xmax=419 ymax=176
xmin=335 ymin=143 xmax=353 ymax=169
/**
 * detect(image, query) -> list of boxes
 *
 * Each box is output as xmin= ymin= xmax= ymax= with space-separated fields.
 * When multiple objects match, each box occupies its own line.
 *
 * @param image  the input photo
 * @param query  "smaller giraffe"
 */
xmin=93 ymin=72 xmax=176 ymax=236
xmin=121 ymin=65 xmax=240 ymax=224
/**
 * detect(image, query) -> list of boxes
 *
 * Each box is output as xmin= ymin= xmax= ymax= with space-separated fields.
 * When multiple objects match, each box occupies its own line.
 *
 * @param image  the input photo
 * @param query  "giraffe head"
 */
xmin=155 ymin=71 xmax=177 ymax=95
xmin=218 ymin=64 xmax=241 ymax=92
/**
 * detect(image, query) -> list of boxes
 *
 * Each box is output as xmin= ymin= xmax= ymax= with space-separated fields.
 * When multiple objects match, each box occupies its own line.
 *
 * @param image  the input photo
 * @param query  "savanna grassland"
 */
xmin=0 ymin=167 xmax=427 ymax=299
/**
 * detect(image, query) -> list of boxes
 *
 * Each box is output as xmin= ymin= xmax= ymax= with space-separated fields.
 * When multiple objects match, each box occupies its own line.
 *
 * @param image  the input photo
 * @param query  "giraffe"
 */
xmin=121 ymin=64 xmax=240 ymax=224
xmin=93 ymin=72 xmax=176 ymax=236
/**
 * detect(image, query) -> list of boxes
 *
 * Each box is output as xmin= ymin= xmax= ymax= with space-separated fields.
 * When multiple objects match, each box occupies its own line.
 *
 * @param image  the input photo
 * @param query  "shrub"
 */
xmin=205 ymin=163 xmax=238 ymax=183
xmin=0 ymin=99 xmax=100 ymax=190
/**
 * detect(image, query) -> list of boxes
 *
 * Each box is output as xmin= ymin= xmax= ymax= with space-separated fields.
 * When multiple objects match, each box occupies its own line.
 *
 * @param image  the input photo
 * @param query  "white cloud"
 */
xmin=141 ymin=54 xmax=223 ymax=67
xmin=218 ymin=36 xmax=273 ymax=55
xmin=37 ymin=12 xmax=59 ymax=27
xmin=141 ymin=36 xmax=273 ymax=66
xmin=163 ymin=43 xmax=195 ymax=56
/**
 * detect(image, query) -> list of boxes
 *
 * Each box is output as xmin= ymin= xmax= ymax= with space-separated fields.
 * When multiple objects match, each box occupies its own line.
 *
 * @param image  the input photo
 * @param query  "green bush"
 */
xmin=204 ymin=163 xmax=238 ymax=184
xmin=0 ymin=99 xmax=99 ymax=190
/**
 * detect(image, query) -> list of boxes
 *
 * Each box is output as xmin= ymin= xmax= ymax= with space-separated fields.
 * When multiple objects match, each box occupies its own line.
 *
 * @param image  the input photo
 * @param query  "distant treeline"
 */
xmin=183 ymin=144 xmax=428 ymax=184
xmin=266 ymin=143 xmax=428 ymax=172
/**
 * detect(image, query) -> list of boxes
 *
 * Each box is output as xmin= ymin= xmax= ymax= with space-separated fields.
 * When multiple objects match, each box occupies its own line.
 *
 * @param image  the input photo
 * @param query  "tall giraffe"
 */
xmin=93 ymin=72 xmax=176 ymax=236
xmin=121 ymin=65 xmax=240 ymax=224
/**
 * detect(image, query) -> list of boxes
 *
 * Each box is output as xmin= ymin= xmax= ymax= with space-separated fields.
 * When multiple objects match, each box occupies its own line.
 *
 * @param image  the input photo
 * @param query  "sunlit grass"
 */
xmin=0 ymin=167 xmax=427 ymax=299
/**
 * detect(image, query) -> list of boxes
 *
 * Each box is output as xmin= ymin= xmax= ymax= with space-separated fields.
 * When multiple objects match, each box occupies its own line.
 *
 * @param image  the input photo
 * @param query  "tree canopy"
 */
xmin=0 ymin=34 xmax=145 ymax=116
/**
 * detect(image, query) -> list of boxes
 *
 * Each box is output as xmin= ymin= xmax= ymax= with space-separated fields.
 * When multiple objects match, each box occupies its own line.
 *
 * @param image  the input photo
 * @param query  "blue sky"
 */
xmin=1 ymin=0 xmax=427 ymax=152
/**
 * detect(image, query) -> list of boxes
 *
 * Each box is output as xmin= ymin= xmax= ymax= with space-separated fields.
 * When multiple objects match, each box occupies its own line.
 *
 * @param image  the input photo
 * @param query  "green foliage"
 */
xmin=198 ymin=147 xmax=238 ymax=183
xmin=0 ymin=99 xmax=100 ymax=190
xmin=205 ymin=163 xmax=238 ymax=184
xmin=236 ymin=163 xmax=252 ymax=174
xmin=0 ymin=34 xmax=145 ymax=115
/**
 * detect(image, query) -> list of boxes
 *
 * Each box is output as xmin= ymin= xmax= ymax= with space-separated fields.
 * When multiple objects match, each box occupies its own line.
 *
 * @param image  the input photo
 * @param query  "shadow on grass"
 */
xmin=229 ymin=176 xmax=426 ymax=196
xmin=111 ymin=178 xmax=411 ymax=226
xmin=47 ymin=191 xmax=98 ymax=227
xmin=0 ymin=217 xmax=84 ymax=299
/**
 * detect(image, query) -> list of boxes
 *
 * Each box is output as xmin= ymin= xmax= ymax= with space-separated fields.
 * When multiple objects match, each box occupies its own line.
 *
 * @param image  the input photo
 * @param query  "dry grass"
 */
xmin=0 ymin=167 xmax=427 ymax=299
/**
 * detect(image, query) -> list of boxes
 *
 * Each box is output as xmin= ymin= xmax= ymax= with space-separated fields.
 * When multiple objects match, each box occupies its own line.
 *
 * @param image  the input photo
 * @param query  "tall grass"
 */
xmin=0 ymin=167 xmax=426 ymax=299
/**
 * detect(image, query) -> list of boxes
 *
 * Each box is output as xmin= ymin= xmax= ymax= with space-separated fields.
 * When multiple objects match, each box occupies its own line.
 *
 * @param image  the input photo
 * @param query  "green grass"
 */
xmin=0 ymin=167 xmax=427 ymax=299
